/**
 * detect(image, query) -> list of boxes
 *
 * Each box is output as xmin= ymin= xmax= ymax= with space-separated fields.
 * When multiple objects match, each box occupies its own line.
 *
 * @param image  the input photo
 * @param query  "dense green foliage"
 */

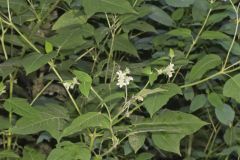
xmin=0 ymin=0 xmax=240 ymax=159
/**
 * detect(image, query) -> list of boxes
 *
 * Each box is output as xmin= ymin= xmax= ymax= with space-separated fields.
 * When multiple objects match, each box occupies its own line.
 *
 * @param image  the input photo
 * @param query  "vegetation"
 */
xmin=0 ymin=0 xmax=240 ymax=159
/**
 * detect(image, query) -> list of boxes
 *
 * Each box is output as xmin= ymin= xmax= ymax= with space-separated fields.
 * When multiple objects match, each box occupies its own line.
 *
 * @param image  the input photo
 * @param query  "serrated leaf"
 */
xmin=223 ymin=74 xmax=240 ymax=103
xmin=62 ymin=112 xmax=110 ymax=138
xmin=167 ymin=28 xmax=192 ymax=38
xmin=165 ymin=0 xmax=196 ymax=7
xmin=188 ymin=54 xmax=221 ymax=82
xmin=81 ymin=0 xmax=137 ymax=16
xmin=143 ymin=83 xmax=182 ymax=117
xmin=21 ymin=52 xmax=57 ymax=74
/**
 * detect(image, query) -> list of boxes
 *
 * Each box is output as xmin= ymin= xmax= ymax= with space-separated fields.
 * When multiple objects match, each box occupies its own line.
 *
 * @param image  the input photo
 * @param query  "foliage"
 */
xmin=0 ymin=0 xmax=240 ymax=159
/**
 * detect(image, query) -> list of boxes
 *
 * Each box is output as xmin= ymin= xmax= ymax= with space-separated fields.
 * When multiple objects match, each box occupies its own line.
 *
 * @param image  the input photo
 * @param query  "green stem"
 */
xmin=172 ymin=8 xmax=212 ymax=82
xmin=90 ymin=87 xmax=111 ymax=118
xmin=0 ymin=19 xmax=81 ymax=114
xmin=180 ymin=71 xmax=222 ymax=89
xmin=30 ymin=80 xmax=54 ymax=105
xmin=222 ymin=1 xmax=240 ymax=69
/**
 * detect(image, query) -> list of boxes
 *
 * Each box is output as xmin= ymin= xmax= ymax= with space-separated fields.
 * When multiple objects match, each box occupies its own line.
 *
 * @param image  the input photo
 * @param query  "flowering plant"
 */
xmin=0 ymin=0 xmax=240 ymax=160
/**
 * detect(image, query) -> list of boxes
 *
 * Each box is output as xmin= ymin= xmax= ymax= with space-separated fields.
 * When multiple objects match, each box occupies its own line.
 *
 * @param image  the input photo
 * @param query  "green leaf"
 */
xmin=218 ymin=39 xmax=240 ymax=56
xmin=217 ymin=146 xmax=240 ymax=157
xmin=190 ymin=94 xmax=207 ymax=113
xmin=187 ymin=54 xmax=221 ymax=82
xmin=112 ymin=34 xmax=138 ymax=57
xmin=131 ymin=110 xmax=207 ymax=154
xmin=0 ymin=150 xmax=19 ymax=159
xmin=200 ymin=31 xmax=229 ymax=40
xmin=94 ymin=27 xmax=109 ymax=45
xmin=171 ymin=8 xmax=184 ymax=21
xmin=122 ymin=21 xmax=157 ymax=33
xmin=0 ymin=57 xmax=21 ymax=80
xmin=53 ymin=10 xmax=87 ymax=30
xmin=165 ymin=0 xmax=196 ymax=7
xmin=132 ymin=109 xmax=207 ymax=135
xmin=143 ymin=83 xmax=182 ymax=117
xmin=4 ymin=97 xmax=37 ymax=116
xmin=22 ymin=147 xmax=46 ymax=160
xmin=0 ymin=116 xmax=10 ymax=130
xmin=73 ymin=70 xmax=92 ymax=97
xmin=167 ymin=28 xmax=192 ymax=38
xmin=45 ymin=41 xmax=53 ymax=54
xmin=215 ymin=104 xmax=235 ymax=126
xmin=129 ymin=134 xmax=146 ymax=153
xmin=192 ymin=0 xmax=210 ymax=22
xmin=48 ymin=28 xmax=86 ymax=50
xmin=183 ymin=87 xmax=194 ymax=101
xmin=21 ymin=52 xmax=57 ymax=75
xmin=224 ymin=127 xmax=240 ymax=146
xmin=148 ymin=6 xmax=175 ymax=27
xmin=207 ymin=12 xmax=229 ymax=26
xmin=47 ymin=142 xmax=91 ymax=160
xmin=208 ymin=92 xmax=224 ymax=108
xmin=102 ymin=92 xmax=125 ymax=104
xmin=62 ymin=112 xmax=110 ymax=138
xmin=81 ymin=0 xmax=137 ymax=16
xmin=0 ymin=0 xmax=28 ymax=14
xmin=223 ymin=74 xmax=240 ymax=103
xmin=136 ymin=152 xmax=154 ymax=160
xmin=152 ymin=133 xmax=185 ymax=155
xmin=4 ymin=99 xmax=69 ymax=140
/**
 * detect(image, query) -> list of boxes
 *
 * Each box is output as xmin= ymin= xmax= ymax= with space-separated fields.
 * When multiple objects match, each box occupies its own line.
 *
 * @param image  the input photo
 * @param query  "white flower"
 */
xmin=155 ymin=63 xmax=175 ymax=78
xmin=63 ymin=77 xmax=80 ymax=90
xmin=116 ymin=68 xmax=133 ymax=88
xmin=164 ymin=63 xmax=175 ymax=78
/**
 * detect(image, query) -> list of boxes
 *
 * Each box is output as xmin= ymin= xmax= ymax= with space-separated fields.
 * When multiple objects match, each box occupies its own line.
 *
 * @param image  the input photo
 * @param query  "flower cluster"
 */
xmin=155 ymin=63 xmax=175 ymax=78
xmin=116 ymin=68 xmax=133 ymax=88
xmin=63 ymin=77 xmax=79 ymax=90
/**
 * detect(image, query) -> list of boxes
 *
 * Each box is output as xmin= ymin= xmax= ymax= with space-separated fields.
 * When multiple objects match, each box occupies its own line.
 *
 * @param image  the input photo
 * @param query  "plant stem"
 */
xmin=172 ymin=8 xmax=212 ymax=82
xmin=0 ymin=19 xmax=81 ymax=114
xmin=30 ymin=80 xmax=54 ymax=105
xmin=180 ymin=72 xmax=222 ymax=88
xmin=222 ymin=1 xmax=240 ymax=69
